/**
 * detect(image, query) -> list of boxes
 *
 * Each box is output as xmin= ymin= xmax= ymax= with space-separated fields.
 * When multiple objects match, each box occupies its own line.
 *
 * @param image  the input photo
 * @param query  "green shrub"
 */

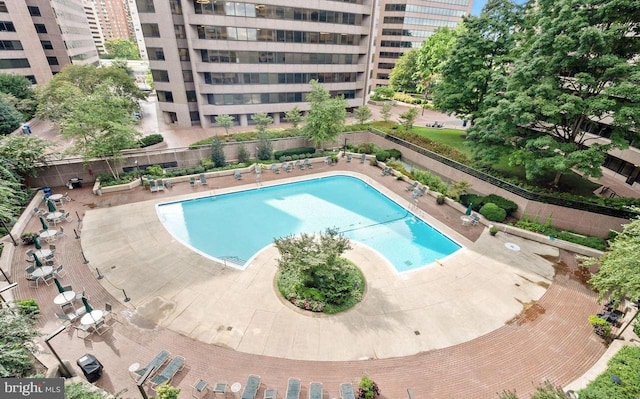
xmin=460 ymin=194 xmax=485 ymax=210
xmin=633 ymin=317 xmax=640 ymax=337
xmin=358 ymin=375 xmax=380 ymax=399
xmin=393 ymin=92 xmax=421 ymax=104
xmin=375 ymin=150 xmax=390 ymax=162
xmin=411 ymin=169 xmax=448 ymax=195
xmin=479 ymin=203 xmax=507 ymax=222
xmin=514 ymin=218 xmax=606 ymax=250
xmin=387 ymin=148 xmax=402 ymax=160
xmin=139 ymin=133 xmax=163 ymax=147
xmin=16 ymin=298 xmax=39 ymax=319
xmin=356 ymin=142 xmax=379 ymax=154
xmin=273 ymin=147 xmax=316 ymax=159
xmin=237 ymin=144 xmax=250 ymax=164
xmin=64 ymin=382 xmax=108 ymax=399
xmin=578 ymin=346 xmax=640 ymax=399
xmin=482 ymin=194 xmax=518 ymax=216
xmin=145 ymin=164 xmax=163 ymax=177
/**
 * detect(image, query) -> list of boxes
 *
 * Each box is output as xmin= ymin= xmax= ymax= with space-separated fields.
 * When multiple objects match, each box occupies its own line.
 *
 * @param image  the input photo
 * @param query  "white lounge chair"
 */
xmin=234 ymin=170 xmax=242 ymax=180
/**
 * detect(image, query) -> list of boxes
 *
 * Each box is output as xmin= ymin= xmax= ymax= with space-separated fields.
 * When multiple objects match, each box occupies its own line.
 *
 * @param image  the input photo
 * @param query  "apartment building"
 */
xmin=372 ymin=0 xmax=471 ymax=86
xmin=0 ymin=0 xmax=98 ymax=85
xmin=84 ymin=0 xmax=106 ymax=53
xmin=137 ymin=0 xmax=376 ymax=128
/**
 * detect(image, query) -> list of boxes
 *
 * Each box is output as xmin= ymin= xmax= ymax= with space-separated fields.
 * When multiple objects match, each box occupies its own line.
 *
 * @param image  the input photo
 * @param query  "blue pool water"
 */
xmin=156 ymin=175 xmax=461 ymax=272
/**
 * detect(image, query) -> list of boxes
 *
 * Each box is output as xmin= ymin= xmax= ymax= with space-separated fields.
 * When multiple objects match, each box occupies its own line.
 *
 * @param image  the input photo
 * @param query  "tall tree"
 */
xmin=251 ymin=112 xmax=273 ymax=135
xmin=433 ymin=0 xmax=523 ymax=124
xmin=104 ymin=38 xmax=141 ymax=60
xmin=0 ymin=74 xmax=36 ymax=118
xmin=469 ymin=0 xmax=640 ymax=185
xmin=304 ymin=80 xmax=347 ymax=148
xmin=398 ymin=108 xmax=419 ymax=131
xmin=0 ymin=95 xmax=23 ymax=135
xmin=214 ymin=114 xmax=234 ymax=135
xmin=354 ymin=105 xmax=372 ymax=127
xmin=581 ymin=215 xmax=640 ymax=305
xmin=381 ymin=102 xmax=393 ymax=122
xmin=415 ymin=27 xmax=460 ymax=98
xmin=284 ymin=106 xmax=304 ymax=130
xmin=389 ymin=49 xmax=419 ymax=93
xmin=210 ymin=137 xmax=226 ymax=167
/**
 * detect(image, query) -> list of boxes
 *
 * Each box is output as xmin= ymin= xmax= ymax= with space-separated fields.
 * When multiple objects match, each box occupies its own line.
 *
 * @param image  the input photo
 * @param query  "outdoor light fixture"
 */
xmin=0 ymin=282 xmax=18 ymax=304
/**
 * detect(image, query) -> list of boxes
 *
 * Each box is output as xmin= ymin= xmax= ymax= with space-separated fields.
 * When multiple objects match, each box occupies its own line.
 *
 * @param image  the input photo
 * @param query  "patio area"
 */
xmin=5 ymin=159 xmax=605 ymax=399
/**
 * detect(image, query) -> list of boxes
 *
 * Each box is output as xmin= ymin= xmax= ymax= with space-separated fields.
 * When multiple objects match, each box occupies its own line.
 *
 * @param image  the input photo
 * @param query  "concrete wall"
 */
xmin=30 ymin=132 xmax=627 ymax=237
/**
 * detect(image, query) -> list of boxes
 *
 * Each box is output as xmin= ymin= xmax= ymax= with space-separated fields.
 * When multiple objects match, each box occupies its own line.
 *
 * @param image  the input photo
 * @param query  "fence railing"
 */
xmin=369 ymin=128 xmax=638 ymax=220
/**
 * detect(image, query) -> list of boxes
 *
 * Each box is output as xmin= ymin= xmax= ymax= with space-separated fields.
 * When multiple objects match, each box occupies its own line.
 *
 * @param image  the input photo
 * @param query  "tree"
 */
xmin=0 ymin=164 xmax=25 ymax=227
xmin=0 ymin=95 xmax=23 ymax=135
xmin=580 ymin=216 xmax=640 ymax=305
xmin=214 ymin=114 xmax=234 ymax=135
xmin=389 ymin=49 xmax=419 ymax=93
xmin=256 ymin=134 xmax=273 ymax=160
xmin=381 ymin=102 xmax=393 ymax=122
xmin=398 ymin=107 xmax=419 ymax=131
xmin=0 ymin=74 xmax=36 ymax=118
xmin=433 ymin=0 xmax=523 ymax=125
xmin=237 ymin=144 xmax=250 ymax=163
xmin=0 ymin=305 xmax=41 ymax=377
xmin=354 ymin=105 xmax=372 ymax=127
xmin=0 ymin=135 xmax=50 ymax=178
xmin=469 ymin=0 xmax=640 ymax=186
xmin=210 ymin=137 xmax=226 ymax=167
xmin=154 ymin=384 xmax=180 ymax=399
xmin=103 ymin=38 xmax=140 ymax=60
xmin=415 ymin=27 xmax=460 ymax=98
xmin=374 ymin=86 xmax=394 ymax=101
xmin=284 ymin=106 xmax=304 ymax=130
xmin=251 ymin=112 xmax=273 ymax=135
xmin=304 ymin=80 xmax=347 ymax=148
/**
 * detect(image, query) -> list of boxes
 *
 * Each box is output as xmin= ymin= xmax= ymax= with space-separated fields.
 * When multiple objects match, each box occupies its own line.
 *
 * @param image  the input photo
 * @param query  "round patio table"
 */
xmin=46 ymin=211 xmax=63 ymax=221
xmin=54 ymin=291 xmax=76 ymax=306
xmin=39 ymin=230 xmax=58 ymax=239
xmin=33 ymin=249 xmax=52 ymax=259
xmin=31 ymin=266 xmax=53 ymax=278
xmin=48 ymin=194 xmax=63 ymax=203
xmin=81 ymin=310 xmax=104 ymax=326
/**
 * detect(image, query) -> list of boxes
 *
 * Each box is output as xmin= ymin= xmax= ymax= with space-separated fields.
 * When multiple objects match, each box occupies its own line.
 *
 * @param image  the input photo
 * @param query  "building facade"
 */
xmin=137 ymin=0 xmax=376 ymax=127
xmin=372 ymin=0 xmax=471 ymax=87
xmin=0 ymin=0 xmax=98 ymax=84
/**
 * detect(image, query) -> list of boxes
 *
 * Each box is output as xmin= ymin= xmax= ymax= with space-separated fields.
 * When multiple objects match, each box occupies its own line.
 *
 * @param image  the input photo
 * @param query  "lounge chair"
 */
xmin=346 ymin=153 xmax=352 ymax=162
xmin=271 ymin=164 xmax=280 ymax=174
xmin=285 ymin=378 xmax=301 ymax=399
xmin=156 ymin=180 xmax=165 ymax=191
xmin=281 ymin=163 xmax=290 ymax=172
xmin=304 ymin=159 xmax=312 ymax=169
xmin=200 ymin=173 xmax=208 ymax=185
xmin=134 ymin=350 xmax=171 ymax=380
xmin=309 ymin=382 xmax=322 ymax=399
xmin=469 ymin=212 xmax=480 ymax=225
xmin=255 ymin=165 xmax=262 ymax=175
xmin=405 ymin=181 xmax=418 ymax=191
xmin=234 ymin=170 xmax=243 ymax=180
xmin=263 ymin=389 xmax=277 ymax=399
xmin=295 ymin=160 xmax=303 ymax=170
xmin=360 ymin=153 xmax=366 ymax=163
xmin=241 ymin=375 xmax=261 ymax=399
xmin=190 ymin=177 xmax=197 ymax=188
xmin=149 ymin=180 xmax=159 ymax=193
xmin=340 ymin=383 xmax=356 ymax=399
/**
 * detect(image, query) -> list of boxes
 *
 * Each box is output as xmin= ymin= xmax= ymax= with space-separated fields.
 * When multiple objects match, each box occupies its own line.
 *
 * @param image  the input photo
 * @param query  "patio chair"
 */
xmin=304 ymin=159 xmax=312 ymax=169
xmin=54 ymin=265 xmax=68 ymax=279
xmin=134 ymin=350 xmax=171 ymax=380
xmin=63 ymin=212 xmax=73 ymax=222
xmin=340 ymin=383 xmax=356 ymax=399
xmin=75 ymin=288 xmax=87 ymax=301
xmin=26 ymin=275 xmax=40 ymax=288
xmin=285 ymin=378 xmax=301 ymax=399
xmin=295 ymin=160 xmax=303 ymax=170
xmin=470 ymin=213 xmax=480 ymax=225
xmin=61 ymin=285 xmax=72 ymax=292
xmin=360 ymin=153 xmax=366 ymax=163
xmin=62 ymin=192 xmax=71 ymax=202
xmin=54 ymin=312 xmax=73 ymax=327
xmin=61 ymin=302 xmax=74 ymax=313
xmin=234 ymin=170 xmax=243 ymax=180
xmin=94 ymin=319 xmax=110 ymax=336
xmin=190 ymin=177 xmax=197 ymax=188
xmin=75 ymin=323 xmax=93 ymax=339
xmin=49 ymin=244 xmax=56 ymax=252
xmin=55 ymin=227 xmax=65 ymax=238
xmin=405 ymin=181 xmax=418 ymax=191
xmin=241 ymin=375 xmax=261 ymax=399
xmin=104 ymin=302 xmax=116 ymax=321
xmin=150 ymin=356 xmax=186 ymax=389
xmin=41 ymin=272 xmax=55 ymax=286
xmin=200 ymin=173 xmax=208 ymax=185
xmin=263 ymin=389 xmax=277 ymax=399
xmin=255 ymin=165 xmax=262 ymax=175
xmin=45 ymin=260 xmax=55 ymax=267
xmin=25 ymin=265 xmax=36 ymax=274
xmin=346 ymin=153 xmax=353 ymax=162
xmin=33 ymin=208 xmax=47 ymax=216
xmin=149 ymin=180 xmax=159 ymax=193
xmin=309 ymin=382 xmax=322 ymax=399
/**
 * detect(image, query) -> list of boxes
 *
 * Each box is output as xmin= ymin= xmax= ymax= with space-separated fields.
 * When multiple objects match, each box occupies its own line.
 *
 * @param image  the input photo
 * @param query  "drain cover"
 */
xmin=505 ymin=243 xmax=521 ymax=251
xmin=414 ymin=330 xmax=420 ymax=335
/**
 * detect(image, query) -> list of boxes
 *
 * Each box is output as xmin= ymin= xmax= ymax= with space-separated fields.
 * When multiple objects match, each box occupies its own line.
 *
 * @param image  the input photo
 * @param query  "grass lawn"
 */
xmin=410 ymin=127 xmax=473 ymax=157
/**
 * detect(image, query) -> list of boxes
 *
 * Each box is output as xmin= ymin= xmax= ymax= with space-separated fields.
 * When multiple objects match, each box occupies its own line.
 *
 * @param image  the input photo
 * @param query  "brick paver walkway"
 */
xmin=8 ymin=161 xmax=605 ymax=399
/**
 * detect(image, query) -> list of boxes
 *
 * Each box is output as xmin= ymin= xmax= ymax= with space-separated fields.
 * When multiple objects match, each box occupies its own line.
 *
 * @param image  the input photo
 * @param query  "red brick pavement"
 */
xmin=9 ymin=161 xmax=606 ymax=399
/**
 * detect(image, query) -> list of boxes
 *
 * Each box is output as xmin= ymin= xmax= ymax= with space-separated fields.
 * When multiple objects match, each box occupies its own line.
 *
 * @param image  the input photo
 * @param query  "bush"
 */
xmin=515 ymin=217 xmax=607 ymax=250
xmin=139 ymin=133 xmax=163 ymax=147
xmin=145 ymin=164 xmax=163 ymax=177
xmin=237 ymin=144 xmax=250 ymax=164
xmin=16 ymin=299 xmax=39 ymax=319
xmin=460 ymin=194 xmax=485 ymax=210
xmin=578 ymin=346 xmax=640 ymax=399
xmin=479 ymin=203 xmax=507 ymax=222
xmin=375 ymin=150 xmax=390 ymax=162
xmin=273 ymin=147 xmax=316 ymax=159
xmin=358 ymin=375 xmax=380 ymax=399
xmin=482 ymin=194 xmax=518 ymax=216
xmin=387 ymin=148 xmax=402 ymax=160
xmin=411 ymin=169 xmax=448 ymax=196
xmin=393 ymin=92 xmax=421 ymax=104
xmin=356 ymin=142 xmax=379 ymax=154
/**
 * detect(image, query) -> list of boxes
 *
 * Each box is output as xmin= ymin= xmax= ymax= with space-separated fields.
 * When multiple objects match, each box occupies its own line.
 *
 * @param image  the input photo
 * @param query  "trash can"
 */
xmin=67 ymin=177 xmax=83 ymax=189
xmin=462 ymin=120 xmax=468 ymax=127
xmin=42 ymin=187 xmax=53 ymax=197
xmin=76 ymin=353 xmax=103 ymax=382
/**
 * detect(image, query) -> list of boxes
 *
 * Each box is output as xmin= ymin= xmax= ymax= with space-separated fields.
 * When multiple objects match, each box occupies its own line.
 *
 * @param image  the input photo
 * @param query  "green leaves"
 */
xmin=304 ymin=80 xmax=347 ymax=147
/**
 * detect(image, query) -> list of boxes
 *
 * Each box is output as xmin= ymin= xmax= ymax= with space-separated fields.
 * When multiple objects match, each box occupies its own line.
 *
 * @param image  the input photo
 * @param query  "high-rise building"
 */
xmin=137 ymin=0 xmax=376 ymax=127
xmin=84 ymin=0 xmax=106 ymax=54
xmin=0 ymin=0 xmax=98 ymax=84
xmin=87 ymin=0 xmax=132 ymax=43
xmin=372 ymin=0 xmax=471 ymax=87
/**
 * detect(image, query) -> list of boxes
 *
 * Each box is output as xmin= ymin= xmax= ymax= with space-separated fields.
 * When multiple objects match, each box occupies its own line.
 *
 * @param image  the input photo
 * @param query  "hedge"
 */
xmin=479 ymin=203 xmax=507 ymax=222
xmin=139 ymin=134 xmax=163 ymax=147
xmin=273 ymin=147 xmax=316 ymax=159
xmin=482 ymin=194 xmax=518 ymax=216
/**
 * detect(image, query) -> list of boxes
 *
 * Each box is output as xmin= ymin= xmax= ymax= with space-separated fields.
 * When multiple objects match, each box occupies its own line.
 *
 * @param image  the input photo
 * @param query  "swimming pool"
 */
xmin=156 ymin=175 xmax=461 ymax=272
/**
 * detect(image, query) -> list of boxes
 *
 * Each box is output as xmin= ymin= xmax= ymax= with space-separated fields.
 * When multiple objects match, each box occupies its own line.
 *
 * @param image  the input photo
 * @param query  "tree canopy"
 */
xmin=214 ymin=114 xmax=234 ymax=135
xmin=0 ymin=95 xmax=23 ymax=135
xmin=284 ymin=106 xmax=304 ymax=130
xmin=415 ymin=27 xmax=459 ymax=96
xmin=304 ymin=80 xmax=347 ymax=147
xmin=103 ymin=38 xmax=141 ymax=60
xmin=354 ymin=105 xmax=372 ymax=127
xmin=468 ymin=0 xmax=640 ymax=185
xmin=389 ymin=49 xmax=419 ymax=93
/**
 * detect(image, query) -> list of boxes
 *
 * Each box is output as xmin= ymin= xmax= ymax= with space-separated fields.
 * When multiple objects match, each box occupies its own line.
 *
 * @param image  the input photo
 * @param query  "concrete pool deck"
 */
xmin=82 ymin=171 xmax=558 ymax=361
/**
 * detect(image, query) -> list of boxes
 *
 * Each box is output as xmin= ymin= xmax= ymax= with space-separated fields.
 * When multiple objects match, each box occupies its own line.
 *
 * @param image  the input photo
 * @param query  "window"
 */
xmin=141 ymin=24 xmax=160 ymax=37
xmin=135 ymin=0 xmax=155 ymax=12
xmin=28 ymin=6 xmax=41 ymax=16
xmin=186 ymin=91 xmax=197 ymax=102
xmin=190 ymin=111 xmax=200 ymax=122
xmin=0 ymin=58 xmax=30 ymax=69
xmin=40 ymin=40 xmax=53 ymax=50
xmin=0 ymin=40 xmax=23 ymax=51
xmin=151 ymin=69 xmax=169 ymax=82
xmin=174 ymin=25 xmax=186 ymax=39
xmin=25 ymin=75 xmax=36 ymax=84
xmin=178 ymin=48 xmax=190 ymax=61
xmin=157 ymin=91 xmax=173 ymax=103
xmin=182 ymin=70 xmax=193 ymax=82
xmin=147 ymin=47 xmax=165 ymax=60
xmin=0 ymin=2 xmax=7 ymax=13
xmin=0 ymin=21 xmax=15 ymax=32
xmin=34 ymin=23 xmax=47 ymax=33
xmin=169 ymin=0 xmax=182 ymax=14
xmin=47 ymin=56 xmax=59 ymax=65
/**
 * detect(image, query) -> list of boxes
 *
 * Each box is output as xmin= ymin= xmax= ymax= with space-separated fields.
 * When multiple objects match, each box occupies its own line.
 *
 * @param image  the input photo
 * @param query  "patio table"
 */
xmin=39 ymin=230 xmax=58 ymax=239
xmin=54 ymin=291 xmax=76 ymax=306
xmin=81 ymin=310 xmax=104 ymax=326
xmin=31 ymin=266 xmax=53 ymax=278
xmin=48 ymin=194 xmax=64 ymax=203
